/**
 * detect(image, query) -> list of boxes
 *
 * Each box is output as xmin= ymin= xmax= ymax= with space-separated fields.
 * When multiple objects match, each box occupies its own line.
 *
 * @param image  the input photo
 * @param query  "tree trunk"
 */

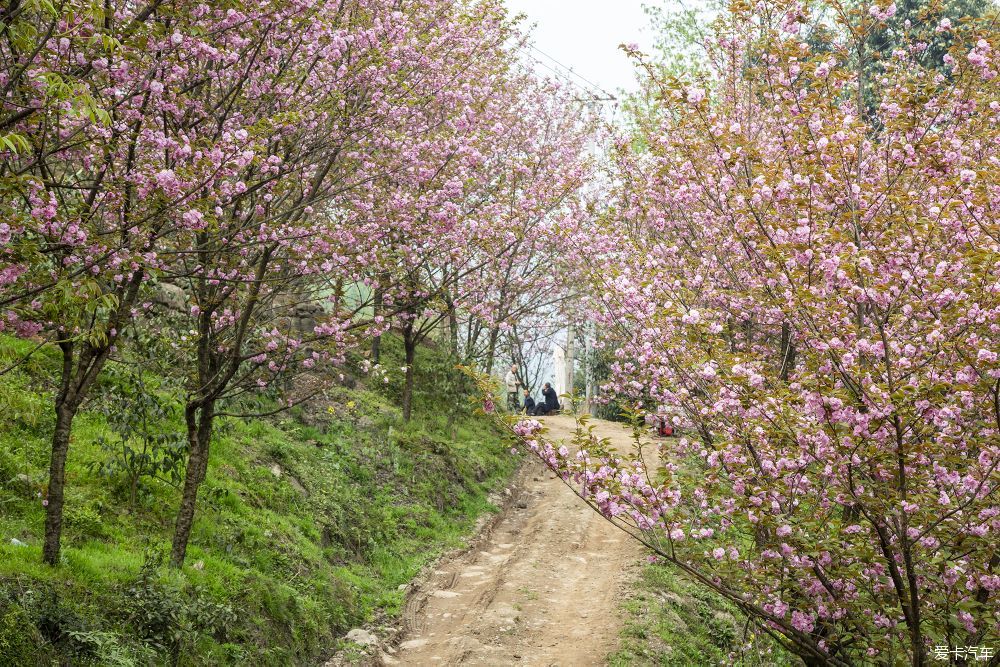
xmin=43 ymin=339 xmax=109 ymax=566
xmin=447 ymin=300 xmax=459 ymax=360
xmin=484 ymin=326 xmax=499 ymax=375
xmin=371 ymin=279 xmax=384 ymax=365
xmin=402 ymin=324 xmax=417 ymax=422
xmin=779 ymin=321 xmax=797 ymax=382
xmin=42 ymin=400 xmax=78 ymax=565
xmin=446 ymin=294 xmax=460 ymax=434
xmin=40 ymin=273 xmax=143 ymax=565
xmin=170 ymin=400 xmax=215 ymax=568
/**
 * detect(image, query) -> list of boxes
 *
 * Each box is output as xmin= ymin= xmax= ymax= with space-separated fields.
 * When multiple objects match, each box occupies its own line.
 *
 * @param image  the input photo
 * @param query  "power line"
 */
xmin=527 ymin=55 xmax=610 ymax=102
xmin=528 ymin=44 xmax=612 ymax=96
xmin=527 ymin=44 xmax=617 ymax=102
xmin=525 ymin=55 xmax=617 ymax=107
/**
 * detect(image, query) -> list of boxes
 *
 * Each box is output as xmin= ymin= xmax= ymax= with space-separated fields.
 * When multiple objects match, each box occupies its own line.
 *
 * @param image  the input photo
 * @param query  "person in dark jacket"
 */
xmin=535 ymin=382 xmax=560 ymax=416
xmin=522 ymin=389 xmax=536 ymax=415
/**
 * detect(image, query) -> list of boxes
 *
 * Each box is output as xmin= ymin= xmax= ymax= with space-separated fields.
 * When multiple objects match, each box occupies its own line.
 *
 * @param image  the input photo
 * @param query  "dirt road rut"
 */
xmin=389 ymin=415 xmax=644 ymax=666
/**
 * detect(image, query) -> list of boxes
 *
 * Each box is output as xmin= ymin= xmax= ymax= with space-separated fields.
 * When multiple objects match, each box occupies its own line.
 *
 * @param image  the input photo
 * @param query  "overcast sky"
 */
xmin=498 ymin=2 xmax=659 ymax=379
xmin=504 ymin=0 xmax=658 ymax=98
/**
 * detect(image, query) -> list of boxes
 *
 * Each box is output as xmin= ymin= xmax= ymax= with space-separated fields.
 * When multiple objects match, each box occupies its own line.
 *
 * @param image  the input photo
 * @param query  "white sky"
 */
xmin=504 ymin=0 xmax=658 ymax=98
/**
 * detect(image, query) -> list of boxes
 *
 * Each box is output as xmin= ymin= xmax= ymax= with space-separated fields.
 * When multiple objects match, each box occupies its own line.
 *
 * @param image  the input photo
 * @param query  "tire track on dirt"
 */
xmin=387 ymin=415 xmax=646 ymax=666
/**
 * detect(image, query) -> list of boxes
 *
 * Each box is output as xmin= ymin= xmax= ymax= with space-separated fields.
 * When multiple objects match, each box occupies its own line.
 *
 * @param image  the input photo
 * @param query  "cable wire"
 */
xmin=527 ymin=44 xmax=617 ymax=102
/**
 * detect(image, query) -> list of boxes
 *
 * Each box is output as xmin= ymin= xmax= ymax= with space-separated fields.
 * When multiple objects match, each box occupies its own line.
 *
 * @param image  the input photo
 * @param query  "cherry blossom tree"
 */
xmin=506 ymin=0 xmax=1000 ymax=662
xmin=1 ymin=0 xmax=246 ymax=565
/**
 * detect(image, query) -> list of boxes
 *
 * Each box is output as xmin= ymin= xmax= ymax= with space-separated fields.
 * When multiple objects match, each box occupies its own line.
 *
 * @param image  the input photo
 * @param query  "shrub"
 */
xmin=0 ymin=604 xmax=46 ymax=664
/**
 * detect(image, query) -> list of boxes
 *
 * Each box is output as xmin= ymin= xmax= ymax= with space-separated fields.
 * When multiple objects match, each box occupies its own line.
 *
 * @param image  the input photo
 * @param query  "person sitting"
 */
xmin=535 ymin=382 xmax=560 ymax=416
xmin=522 ymin=389 xmax=536 ymax=415
xmin=656 ymin=416 xmax=674 ymax=437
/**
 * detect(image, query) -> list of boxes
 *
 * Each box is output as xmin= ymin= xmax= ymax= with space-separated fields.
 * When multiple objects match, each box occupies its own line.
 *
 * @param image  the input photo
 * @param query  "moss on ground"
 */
xmin=0 ymin=333 xmax=514 ymax=665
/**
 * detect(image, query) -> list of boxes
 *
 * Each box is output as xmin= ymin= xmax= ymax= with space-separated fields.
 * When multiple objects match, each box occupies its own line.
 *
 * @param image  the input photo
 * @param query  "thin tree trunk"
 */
xmin=42 ymin=400 xmax=77 ymax=565
xmin=43 ymin=340 xmax=108 ymax=565
xmin=170 ymin=399 xmax=215 ymax=568
xmin=484 ymin=326 xmax=499 ymax=375
xmin=779 ymin=321 xmax=796 ymax=381
xmin=169 ymin=246 xmax=268 ymax=568
xmin=446 ymin=291 xmax=460 ymax=434
xmin=447 ymin=300 xmax=459 ymax=360
xmin=41 ymin=271 xmax=143 ymax=565
xmin=371 ymin=283 xmax=382 ymax=365
xmin=584 ymin=328 xmax=593 ymax=415
xmin=564 ymin=326 xmax=576 ymax=404
xmin=402 ymin=324 xmax=417 ymax=422
xmin=371 ymin=274 xmax=388 ymax=365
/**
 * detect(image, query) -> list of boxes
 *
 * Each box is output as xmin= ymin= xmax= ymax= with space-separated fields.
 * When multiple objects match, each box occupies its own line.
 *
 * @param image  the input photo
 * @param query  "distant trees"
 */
xmin=866 ymin=0 xmax=989 ymax=72
xmin=349 ymin=72 xmax=595 ymax=420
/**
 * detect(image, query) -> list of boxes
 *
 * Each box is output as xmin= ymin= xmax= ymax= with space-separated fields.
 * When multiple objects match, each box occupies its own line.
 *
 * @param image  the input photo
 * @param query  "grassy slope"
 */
xmin=610 ymin=563 xmax=800 ymax=667
xmin=0 ymin=334 xmax=514 ymax=665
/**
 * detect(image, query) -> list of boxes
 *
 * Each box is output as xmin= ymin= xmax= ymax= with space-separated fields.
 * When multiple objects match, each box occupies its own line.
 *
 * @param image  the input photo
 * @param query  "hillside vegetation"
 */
xmin=0 ymin=334 xmax=514 ymax=665
xmin=611 ymin=563 xmax=797 ymax=667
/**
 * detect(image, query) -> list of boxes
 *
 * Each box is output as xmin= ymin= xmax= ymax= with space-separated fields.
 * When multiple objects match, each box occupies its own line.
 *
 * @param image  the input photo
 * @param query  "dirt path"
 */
xmin=387 ymin=415 xmax=645 ymax=666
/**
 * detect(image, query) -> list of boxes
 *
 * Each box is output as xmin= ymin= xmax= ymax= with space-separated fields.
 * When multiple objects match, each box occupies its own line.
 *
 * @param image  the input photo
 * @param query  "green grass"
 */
xmin=609 ymin=563 xmax=800 ymax=667
xmin=0 ymin=333 xmax=515 ymax=665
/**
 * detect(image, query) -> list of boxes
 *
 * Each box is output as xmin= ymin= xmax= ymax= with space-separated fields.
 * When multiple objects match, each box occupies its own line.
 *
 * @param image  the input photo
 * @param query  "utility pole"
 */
xmin=584 ymin=325 xmax=593 ymax=415
xmin=564 ymin=326 xmax=575 ymax=409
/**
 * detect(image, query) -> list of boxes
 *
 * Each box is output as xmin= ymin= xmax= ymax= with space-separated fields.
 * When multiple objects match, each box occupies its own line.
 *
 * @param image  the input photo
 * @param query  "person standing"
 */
xmin=504 ymin=364 xmax=520 ymax=411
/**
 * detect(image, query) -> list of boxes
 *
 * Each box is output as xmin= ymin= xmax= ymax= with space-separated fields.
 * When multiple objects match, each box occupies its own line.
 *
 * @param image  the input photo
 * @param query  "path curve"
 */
xmin=388 ymin=414 xmax=645 ymax=666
